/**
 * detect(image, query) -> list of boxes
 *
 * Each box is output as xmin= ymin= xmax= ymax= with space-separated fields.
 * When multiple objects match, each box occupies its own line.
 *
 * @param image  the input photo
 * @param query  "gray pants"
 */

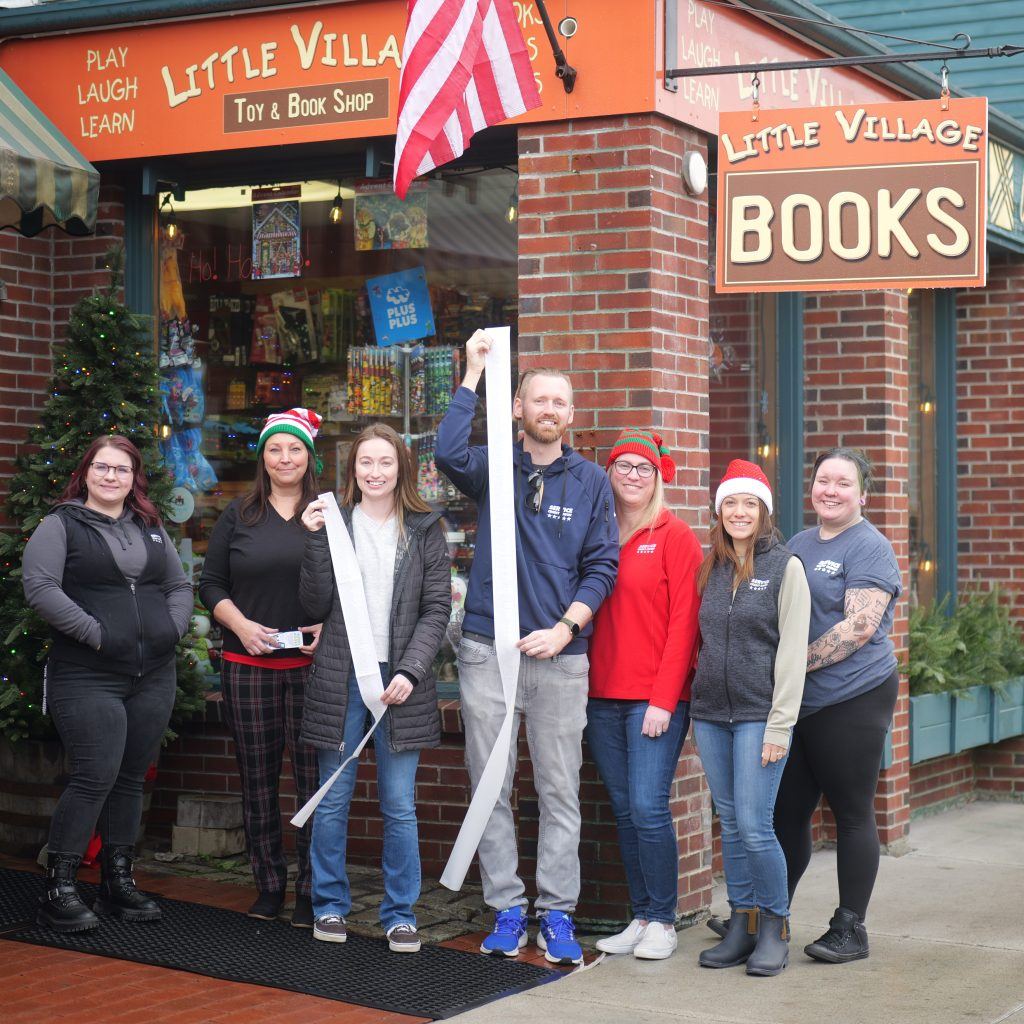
xmin=457 ymin=634 xmax=589 ymax=913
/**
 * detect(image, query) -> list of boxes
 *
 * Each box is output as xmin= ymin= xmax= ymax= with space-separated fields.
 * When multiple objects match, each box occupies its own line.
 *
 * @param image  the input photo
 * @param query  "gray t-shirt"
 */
xmin=788 ymin=519 xmax=902 ymax=712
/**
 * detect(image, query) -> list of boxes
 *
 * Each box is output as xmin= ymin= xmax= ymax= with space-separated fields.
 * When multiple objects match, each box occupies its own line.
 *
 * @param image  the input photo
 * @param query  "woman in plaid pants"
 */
xmin=199 ymin=408 xmax=324 ymax=927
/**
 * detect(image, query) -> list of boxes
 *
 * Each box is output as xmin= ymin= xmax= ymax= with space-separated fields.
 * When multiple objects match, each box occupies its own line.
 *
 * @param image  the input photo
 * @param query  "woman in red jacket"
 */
xmin=587 ymin=429 xmax=703 ymax=961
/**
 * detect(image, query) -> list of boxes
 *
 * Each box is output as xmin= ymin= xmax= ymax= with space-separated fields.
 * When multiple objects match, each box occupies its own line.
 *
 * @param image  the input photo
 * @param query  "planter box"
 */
xmin=909 ymin=692 xmax=953 ymax=764
xmin=953 ymin=684 xmax=993 ymax=753
xmin=993 ymin=678 xmax=1024 ymax=743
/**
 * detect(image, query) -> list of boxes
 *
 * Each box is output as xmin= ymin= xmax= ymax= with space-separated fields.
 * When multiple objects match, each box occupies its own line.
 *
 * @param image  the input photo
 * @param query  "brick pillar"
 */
xmin=0 ymin=184 xmax=126 ymax=521
xmin=517 ymin=114 xmax=713 ymax=921
xmin=956 ymin=252 xmax=1024 ymax=614
xmin=803 ymin=290 xmax=911 ymax=849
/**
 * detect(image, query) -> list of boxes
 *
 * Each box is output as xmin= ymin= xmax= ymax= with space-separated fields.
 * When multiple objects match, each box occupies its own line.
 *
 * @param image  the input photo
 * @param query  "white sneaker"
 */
xmin=633 ymin=923 xmax=678 ymax=960
xmin=596 ymin=918 xmax=648 ymax=954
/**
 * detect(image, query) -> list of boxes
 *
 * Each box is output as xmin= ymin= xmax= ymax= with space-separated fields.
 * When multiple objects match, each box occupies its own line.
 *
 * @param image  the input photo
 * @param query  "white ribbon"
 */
xmin=290 ymin=492 xmax=386 ymax=829
xmin=440 ymin=327 xmax=520 ymax=891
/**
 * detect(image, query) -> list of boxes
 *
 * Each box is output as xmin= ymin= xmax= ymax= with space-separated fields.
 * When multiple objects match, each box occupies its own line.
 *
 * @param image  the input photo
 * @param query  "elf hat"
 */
xmin=715 ymin=459 xmax=773 ymax=515
xmin=606 ymin=427 xmax=676 ymax=484
xmin=257 ymin=408 xmax=322 ymax=472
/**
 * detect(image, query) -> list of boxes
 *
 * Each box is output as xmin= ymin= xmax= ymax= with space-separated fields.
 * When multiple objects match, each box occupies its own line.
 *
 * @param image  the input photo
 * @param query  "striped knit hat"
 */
xmin=256 ymin=408 xmax=322 ymax=471
xmin=606 ymin=427 xmax=676 ymax=483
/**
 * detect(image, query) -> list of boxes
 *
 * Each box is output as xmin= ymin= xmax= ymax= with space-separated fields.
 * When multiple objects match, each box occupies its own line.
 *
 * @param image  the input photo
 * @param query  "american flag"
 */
xmin=393 ymin=0 xmax=542 ymax=199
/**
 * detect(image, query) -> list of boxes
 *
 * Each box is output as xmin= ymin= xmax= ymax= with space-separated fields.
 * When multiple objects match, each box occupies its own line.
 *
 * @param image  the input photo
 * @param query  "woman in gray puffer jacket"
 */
xmin=298 ymin=423 xmax=450 ymax=952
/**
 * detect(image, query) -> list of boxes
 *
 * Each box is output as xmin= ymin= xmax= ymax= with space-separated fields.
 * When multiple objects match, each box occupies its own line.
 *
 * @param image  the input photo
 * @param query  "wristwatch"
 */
xmin=558 ymin=616 xmax=580 ymax=638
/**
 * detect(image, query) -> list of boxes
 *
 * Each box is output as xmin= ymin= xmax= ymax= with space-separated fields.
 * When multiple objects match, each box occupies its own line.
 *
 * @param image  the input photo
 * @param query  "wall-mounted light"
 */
xmin=160 ymin=194 xmax=178 ymax=240
xmin=917 ymin=543 xmax=934 ymax=573
xmin=919 ymin=387 xmax=935 ymax=414
xmin=329 ymin=183 xmax=344 ymax=225
xmin=506 ymin=185 xmax=518 ymax=224
xmin=682 ymin=151 xmax=708 ymax=196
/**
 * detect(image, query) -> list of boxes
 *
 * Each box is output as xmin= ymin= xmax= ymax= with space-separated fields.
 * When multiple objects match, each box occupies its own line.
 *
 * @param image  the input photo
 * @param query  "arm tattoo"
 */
xmin=806 ymin=587 xmax=891 ymax=671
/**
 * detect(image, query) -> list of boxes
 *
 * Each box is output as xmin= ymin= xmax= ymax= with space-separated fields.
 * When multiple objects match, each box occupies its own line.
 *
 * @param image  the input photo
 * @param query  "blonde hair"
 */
xmin=608 ymin=467 xmax=664 ymax=541
xmin=516 ymin=367 xmax=573 ymax=402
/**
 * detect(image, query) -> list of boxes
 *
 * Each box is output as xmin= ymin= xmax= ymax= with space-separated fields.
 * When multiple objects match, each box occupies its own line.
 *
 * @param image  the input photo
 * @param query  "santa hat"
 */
xmin=256 ymin=408 xmax=322 ymax=469
xmin=606 ymin=427 xmax=676 ymax=484
xmin=715 ymin=459 xmax=773 ymax=515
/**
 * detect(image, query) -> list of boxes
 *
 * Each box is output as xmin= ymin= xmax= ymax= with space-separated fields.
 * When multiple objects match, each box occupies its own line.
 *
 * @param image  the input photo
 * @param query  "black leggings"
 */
xmin=773 ymin=670 xmax=899 ymax=920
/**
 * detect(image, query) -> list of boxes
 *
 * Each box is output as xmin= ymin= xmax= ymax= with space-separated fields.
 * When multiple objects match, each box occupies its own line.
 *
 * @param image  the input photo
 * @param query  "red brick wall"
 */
xmin=515 ymin=113 xmax=713 ymax=920
xmin=909 ymin=736 xmax=1024 ymax=812
xmin=802 ymin=290 xmax=912 ymax=847
xmin=956 ymin=253 xmax=1024 ymax=617
xmin=975 ymin=736 xmax=1024 ymax=798
xmin=0 ymin=185 xmax=126 ymax=523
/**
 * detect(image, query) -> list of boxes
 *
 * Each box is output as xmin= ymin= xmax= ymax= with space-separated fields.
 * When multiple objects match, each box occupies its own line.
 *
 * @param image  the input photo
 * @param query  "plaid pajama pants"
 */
xmin=220 ymin=661 xmax=319 ymax=897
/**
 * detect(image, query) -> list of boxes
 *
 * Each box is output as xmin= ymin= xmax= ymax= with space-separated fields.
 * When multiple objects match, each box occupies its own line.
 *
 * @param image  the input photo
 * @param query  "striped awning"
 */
xmin=0 ymin=68 xmax=99 ymax=236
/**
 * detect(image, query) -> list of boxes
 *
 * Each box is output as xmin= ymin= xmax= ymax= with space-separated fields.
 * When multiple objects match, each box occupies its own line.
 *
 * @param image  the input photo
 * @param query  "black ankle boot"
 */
xmin=699 ymin=907 xmax=758 ymax=968
xmin=804 ymin=906 xmax=869 ymax=963
xmin=746 ymin=911 xmax=790 ymax=976
xmin=93 ymin=845 xmax=161 ymax=922
xmin=37 ymin=853 xmax=101 ymax=933
xmin=706 ymin=915 xmax=728 ymax=938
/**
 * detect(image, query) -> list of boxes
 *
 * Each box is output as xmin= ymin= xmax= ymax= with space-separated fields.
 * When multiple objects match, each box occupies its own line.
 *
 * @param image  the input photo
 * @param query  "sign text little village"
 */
xmin=716 ymin=97 xmax=989 ymax=293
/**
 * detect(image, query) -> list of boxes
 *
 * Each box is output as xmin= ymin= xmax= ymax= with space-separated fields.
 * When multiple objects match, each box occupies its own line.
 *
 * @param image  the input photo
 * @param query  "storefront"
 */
xmin=3 ymin=0 xmax=1024 ymax=921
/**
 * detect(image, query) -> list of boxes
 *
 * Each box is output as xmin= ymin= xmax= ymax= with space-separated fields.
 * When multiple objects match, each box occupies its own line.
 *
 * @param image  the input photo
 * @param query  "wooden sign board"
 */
xmin=716 ymin=97 xmax=988 ymax=292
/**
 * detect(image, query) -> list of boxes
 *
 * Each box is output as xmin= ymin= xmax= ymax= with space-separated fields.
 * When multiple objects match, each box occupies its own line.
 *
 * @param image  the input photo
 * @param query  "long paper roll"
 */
xmin=440 ymin=327 xmax=520 ymax=890
xmin=290 ymin=492 xmax=387 ymax=829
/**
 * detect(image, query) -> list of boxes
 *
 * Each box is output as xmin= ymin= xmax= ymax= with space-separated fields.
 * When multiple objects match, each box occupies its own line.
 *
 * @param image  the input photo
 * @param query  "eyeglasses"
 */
xmin=525 ymin=469 xmax=545 ymax=514
xmin=90 ymin=462 xmax=133 ymax=479
xmin=612 ymin=459 xmax=656 ymax=480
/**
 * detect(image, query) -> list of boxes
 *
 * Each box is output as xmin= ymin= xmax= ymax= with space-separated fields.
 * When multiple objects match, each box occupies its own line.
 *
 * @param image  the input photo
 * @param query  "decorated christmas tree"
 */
xmin=0 ymin=247 xmax=205 ymax=742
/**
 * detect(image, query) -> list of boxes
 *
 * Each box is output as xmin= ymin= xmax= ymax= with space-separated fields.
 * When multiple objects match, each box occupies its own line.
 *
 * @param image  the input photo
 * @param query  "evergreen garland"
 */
xmin=0 ymin=247 xmax=206 ymax=743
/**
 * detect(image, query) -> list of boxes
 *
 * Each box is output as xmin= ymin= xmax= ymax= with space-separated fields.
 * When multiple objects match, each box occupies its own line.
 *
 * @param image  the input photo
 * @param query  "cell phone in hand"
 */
xmin=270 ymin=630 xmax=304 ymax=649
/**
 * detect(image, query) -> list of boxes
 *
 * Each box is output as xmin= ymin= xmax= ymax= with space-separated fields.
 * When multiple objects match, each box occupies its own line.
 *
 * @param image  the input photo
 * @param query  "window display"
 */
xmin=157 ymin=169 xmax=519 ymax=684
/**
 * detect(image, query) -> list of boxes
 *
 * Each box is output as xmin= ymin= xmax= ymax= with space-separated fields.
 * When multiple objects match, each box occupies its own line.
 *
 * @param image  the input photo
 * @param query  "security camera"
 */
xmin=558 ymin=16 xmax=578 ymax=39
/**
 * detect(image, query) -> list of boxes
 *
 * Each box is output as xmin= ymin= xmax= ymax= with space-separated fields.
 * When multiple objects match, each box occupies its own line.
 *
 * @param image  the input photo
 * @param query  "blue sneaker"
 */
xmin=537 ymin=910 xmax=583 ymax=965
xmin=481 ymin=906 xmax=528 ymax=956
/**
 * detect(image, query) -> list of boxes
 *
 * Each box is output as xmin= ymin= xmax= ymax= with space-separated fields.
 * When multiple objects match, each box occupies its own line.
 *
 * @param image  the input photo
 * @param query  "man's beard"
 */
xmin=523 ymin=417 xmax=564 ymax=444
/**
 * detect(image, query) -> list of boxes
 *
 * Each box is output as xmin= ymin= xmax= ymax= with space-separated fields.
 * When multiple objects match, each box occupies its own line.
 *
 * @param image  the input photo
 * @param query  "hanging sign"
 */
xmin=716 ymin=96 xmax=988 ymax=293
xmin=366 ymin=267 xmax=435 ymax=346
xmin=354 ymin=180 xmax=428 ymax=251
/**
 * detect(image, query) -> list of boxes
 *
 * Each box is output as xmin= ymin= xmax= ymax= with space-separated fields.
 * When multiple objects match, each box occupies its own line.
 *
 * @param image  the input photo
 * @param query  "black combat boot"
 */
xmin=803 ymin=906 xmax=869 ymax=963
xmin=698 ymin=907 xmax=758 ymax=968
xmin=745 ymin=910 xmax=790 ymax=976
xmin=37 ymin=853 xmax=101 ymax=933
xmin=93 ymin=845 xmax=161 ymax=922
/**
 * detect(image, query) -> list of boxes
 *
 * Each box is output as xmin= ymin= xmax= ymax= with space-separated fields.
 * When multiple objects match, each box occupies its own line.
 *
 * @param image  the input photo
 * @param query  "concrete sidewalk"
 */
xmin=452 ymin=801 xmax=1024 ymax=1024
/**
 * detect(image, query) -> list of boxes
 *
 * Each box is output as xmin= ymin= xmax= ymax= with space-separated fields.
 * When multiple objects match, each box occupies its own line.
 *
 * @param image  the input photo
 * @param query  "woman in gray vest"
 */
xmin=774 ymin=448 xmax=901 ymax=964
xmin=298 ymin=423 xmax=450 ymax=952
xmin=691 ymin=460 xmax=810 ymax=976
xmin=22 ymin=435 xmax=193 ymax=933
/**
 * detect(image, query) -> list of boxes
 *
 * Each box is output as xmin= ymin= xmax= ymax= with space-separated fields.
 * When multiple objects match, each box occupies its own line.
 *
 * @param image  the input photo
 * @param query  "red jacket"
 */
xmin=589 ymin=510 xmax=703 ymax=709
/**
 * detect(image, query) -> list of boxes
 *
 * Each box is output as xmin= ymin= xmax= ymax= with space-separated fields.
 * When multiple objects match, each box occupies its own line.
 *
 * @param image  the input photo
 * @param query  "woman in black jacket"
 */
xmin=299 ymin=423 xmax=450 ymax=952
xmin=22 ymin=435 xmax=193 ymax=932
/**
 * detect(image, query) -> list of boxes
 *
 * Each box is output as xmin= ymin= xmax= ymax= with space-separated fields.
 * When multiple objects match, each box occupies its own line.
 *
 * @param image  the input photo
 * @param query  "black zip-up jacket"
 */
xmin=43 ymin=504 xmax=182 ymax=675
xmin=691 ymin=536 xmax=794 ymax=724
xmin=298 ymin=508 xmax=450 ymax=752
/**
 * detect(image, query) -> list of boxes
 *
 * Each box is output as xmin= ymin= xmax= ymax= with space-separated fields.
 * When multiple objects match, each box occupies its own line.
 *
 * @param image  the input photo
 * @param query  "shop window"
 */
xmin=157 ymin=169 xmax=518 ymax=685
xmin=708 ymin=292 xmax=779 ymax=503
xmin=909 ymin=290 xmax=938 ymax=608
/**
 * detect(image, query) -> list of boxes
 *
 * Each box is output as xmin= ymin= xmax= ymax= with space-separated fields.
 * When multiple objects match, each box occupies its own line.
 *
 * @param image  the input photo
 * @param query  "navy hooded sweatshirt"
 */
xmin=436 ymin=386 xmax=618 ymax=654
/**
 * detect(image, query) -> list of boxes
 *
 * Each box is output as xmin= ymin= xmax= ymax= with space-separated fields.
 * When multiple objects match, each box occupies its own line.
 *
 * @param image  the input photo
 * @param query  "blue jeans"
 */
xmin=310 ymin=669 xmax=420 ymax=930
xmin=693 ymin=719 xmax=790 ymax=917
xmin=585 ymin=699 xmax=690 ymax=924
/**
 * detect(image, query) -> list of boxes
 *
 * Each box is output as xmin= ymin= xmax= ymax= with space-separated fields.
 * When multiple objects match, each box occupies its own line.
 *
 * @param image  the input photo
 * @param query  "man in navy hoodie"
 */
xmin=436 ymin=330 xmax=618 ymax=965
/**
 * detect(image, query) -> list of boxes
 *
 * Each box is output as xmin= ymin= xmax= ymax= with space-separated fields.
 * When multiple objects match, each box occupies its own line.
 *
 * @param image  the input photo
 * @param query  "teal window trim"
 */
xmin=123 ymin=186 xmax=156 ymax=321
xmin=776 ymin=293 xmax=805 ymax=540
xmin=935 ymin=289 xmax=957 ymax=604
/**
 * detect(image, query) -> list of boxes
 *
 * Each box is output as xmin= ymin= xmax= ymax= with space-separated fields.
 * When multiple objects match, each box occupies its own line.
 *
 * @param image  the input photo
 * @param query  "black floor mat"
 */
xmin=0 ymin=868 xmax=558 ymax=1019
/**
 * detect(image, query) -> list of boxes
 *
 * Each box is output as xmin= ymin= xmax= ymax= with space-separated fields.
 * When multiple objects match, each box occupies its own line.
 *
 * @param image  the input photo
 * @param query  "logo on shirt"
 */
xmin=149 ymin=533 xmax=163 ymax=543
xmin=749 ymin=577 xmax=770 ymax=591
xmin=546 ymin=505 xmax=574 ymax=523
xmin=813 ymin=559 xmax=842 ymax=575
xmin=636 ymin=543 xmax=658 ymax=555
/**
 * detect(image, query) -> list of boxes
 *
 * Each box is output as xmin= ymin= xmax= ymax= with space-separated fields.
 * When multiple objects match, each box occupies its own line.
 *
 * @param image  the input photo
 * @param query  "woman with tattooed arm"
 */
xmin=773 ymin=448 xmax=901 ymax=965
